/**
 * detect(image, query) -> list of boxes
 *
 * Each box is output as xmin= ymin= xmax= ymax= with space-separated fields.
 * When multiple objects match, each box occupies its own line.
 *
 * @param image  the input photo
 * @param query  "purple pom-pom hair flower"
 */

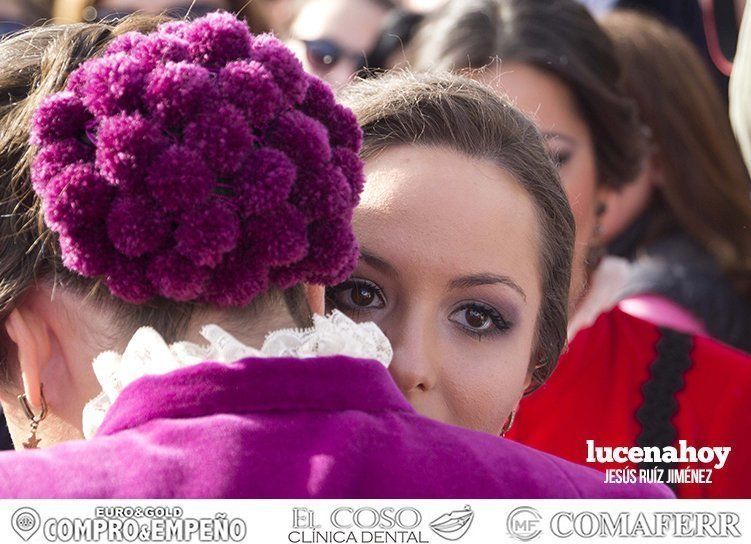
xmin=29 ymin=10 xmax=365 ymax=306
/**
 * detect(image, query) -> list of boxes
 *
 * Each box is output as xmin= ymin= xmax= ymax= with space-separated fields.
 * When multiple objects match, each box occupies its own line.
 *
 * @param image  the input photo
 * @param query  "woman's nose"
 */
xmin=387 ymin=319 xmax=438 ymax=395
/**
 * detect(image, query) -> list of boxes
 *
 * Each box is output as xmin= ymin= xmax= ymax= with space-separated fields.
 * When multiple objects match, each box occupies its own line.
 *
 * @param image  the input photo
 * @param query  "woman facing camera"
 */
xmin=333 ymin=72 xmax=574 ymax=435
xmin=0 ymin=12 xmax=668 ymax=498
xmin=347 ymin=0 xmax=751 ymax=498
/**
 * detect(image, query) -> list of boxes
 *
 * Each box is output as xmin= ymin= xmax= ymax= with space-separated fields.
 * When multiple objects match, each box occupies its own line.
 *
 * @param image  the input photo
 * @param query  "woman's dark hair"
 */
xmin=0 ymin=16 xmax=307 ymax=383
xmin=408 ymin=0 xmax=645 ymax=190
xmin=341 ymin=71 xmax=575 ymax=389
xmin=603 ymin=10 xmax=751 ymax=301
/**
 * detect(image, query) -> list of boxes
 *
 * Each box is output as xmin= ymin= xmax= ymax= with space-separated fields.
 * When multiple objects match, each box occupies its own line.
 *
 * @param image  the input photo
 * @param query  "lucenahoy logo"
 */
xmin=429 ymin=505 xmax=474 ymax=541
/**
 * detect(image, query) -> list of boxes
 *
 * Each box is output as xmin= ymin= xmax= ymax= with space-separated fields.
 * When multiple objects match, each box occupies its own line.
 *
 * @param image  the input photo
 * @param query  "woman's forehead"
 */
xmin=355 ymin=145 xmax=541 ymax=292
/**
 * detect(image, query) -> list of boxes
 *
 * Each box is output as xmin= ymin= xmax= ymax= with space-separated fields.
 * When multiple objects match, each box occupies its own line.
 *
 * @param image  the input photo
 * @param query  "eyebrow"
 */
xmin=448 ymin=274 xmax=527 ymax=302
xmin=542 ymin=131 xmax=577 ymax=147
xmin=359 ymin=250 xmax=399 ymax=278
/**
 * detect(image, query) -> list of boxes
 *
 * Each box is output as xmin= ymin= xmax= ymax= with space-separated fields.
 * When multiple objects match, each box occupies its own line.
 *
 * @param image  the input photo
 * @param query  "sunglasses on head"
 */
xmin=301 ymin=39 xmax=368 ymax=75
xmin=0 ymin=21 xmax=25 ymax=37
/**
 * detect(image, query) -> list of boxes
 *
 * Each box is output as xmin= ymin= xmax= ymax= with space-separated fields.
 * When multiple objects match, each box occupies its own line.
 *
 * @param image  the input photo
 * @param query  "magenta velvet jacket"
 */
xmin=0 ymin=356 xmax=673 ymax=498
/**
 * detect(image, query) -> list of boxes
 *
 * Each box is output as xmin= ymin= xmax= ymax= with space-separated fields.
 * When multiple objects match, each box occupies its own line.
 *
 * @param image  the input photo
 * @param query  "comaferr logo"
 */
xmin=429 ymin=506 xmax=474 ymax=541
xmin=507 ymin=507 xmax=542 ymax=541
xmin=505 ymin=508 xmax=742 ymax=539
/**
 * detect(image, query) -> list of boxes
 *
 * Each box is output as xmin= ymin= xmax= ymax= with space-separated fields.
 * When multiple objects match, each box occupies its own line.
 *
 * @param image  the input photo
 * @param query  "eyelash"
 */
xmin=327 ymin=280 xmax=513 ymax=342
xmin=449 ymin=301 xmax=512 ymax=341
xmin=326 ymin=278 xmax=386 ymax=316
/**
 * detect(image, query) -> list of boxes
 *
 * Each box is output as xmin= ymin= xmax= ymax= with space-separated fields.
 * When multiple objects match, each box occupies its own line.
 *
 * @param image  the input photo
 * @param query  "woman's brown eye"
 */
xmin=326 ymin=279 xmax=386 ymax=313
xmin=351 ymin=285 xmax=376 ymax=307
xmin=448 ymin=302 xmax=510 ymax=340
xmin=465 ymin=307 xmax=490 ymax=329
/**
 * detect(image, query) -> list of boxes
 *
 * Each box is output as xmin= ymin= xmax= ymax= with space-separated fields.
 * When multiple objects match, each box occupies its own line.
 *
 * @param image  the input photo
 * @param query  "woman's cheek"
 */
xmin=443 ymin=341 xmax=529 ymax=434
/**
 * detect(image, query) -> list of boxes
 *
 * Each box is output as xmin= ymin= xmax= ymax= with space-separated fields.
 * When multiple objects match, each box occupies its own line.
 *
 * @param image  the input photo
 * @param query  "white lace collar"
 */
xmin=82 ymin=311 xmax=392 ymax=439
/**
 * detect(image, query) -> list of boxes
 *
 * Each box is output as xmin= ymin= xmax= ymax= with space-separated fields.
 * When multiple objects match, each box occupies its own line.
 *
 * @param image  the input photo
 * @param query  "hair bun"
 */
xmin=30 ymin=11 xmax=363 ymax=306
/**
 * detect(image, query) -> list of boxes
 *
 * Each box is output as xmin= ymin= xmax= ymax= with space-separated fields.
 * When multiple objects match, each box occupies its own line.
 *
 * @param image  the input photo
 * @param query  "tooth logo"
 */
xmin=429 ymin=505 xmax=474 ymax=541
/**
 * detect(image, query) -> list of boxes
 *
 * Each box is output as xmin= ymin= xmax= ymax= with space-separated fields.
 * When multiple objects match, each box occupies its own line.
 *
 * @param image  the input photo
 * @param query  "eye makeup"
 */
xmin=448 ymin=300 xmax=513 ymax=341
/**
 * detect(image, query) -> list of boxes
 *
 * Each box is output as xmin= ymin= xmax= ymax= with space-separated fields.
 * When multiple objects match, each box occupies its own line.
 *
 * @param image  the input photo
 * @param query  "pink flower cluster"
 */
xmin=30 ymin=12 xmax=363 ymax=306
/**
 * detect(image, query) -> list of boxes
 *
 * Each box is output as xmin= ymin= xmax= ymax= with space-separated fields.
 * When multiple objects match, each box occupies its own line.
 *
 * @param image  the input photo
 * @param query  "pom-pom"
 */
xmin=236 ymin=148 xmax=296 ymax=216
xmin=332 ymin=147 xmax=365 ymax=205
xmin=145 ymin=61 xmax=212 ymax=127
xmin=104 ymin=32 xmax=150 ymax=56
xmin=183 ymin=103 xmax=254 ymax=177
xmin=30 ymin=11 xmax=366 ymax=306
xmin=219 ymin=60 xmax=284 ymax=127
xmin=203 ymin=249 xmax=269 ymax=307
xmin=250 ymin=34 xmax=309 ymax=104
xmin=58 ymin=227 xmax=114 ymax=277
xmin=158 ymin=20 xmax=189 ymax=38
xmin=132 ymin=34 xmax=191 ymax=67
xmin=267 ymin=110 xmax=331 ymax=169
xmin=31 ymin=139 xmax=93 ymax=196
xmin=105 ymin=256 xmax=155 ymax=304
xmin=299 ymin=75 xmax=337 ymax=121
xmin=175 ymin=199 xmax=240 ymax=267
xmin=246 ymin=203 xmax=308 ymax=267
xmin=148 ymin=251 xmax=209 ymax=301
xmin=325 ymin=104 xmax=363 ymax=152
xmin=31 ymin=92 xmax=90 ymax=146
xmin=43 ymin=164 xmax=112 ymax=233
xmin=304 ymin=217 xmax=359 ymax=284
xmin=96 ymin=113 xmax=167 ymax=190
xmin=145 ymin=145 xmax=214 ymax=212
xmin=75 ymin=53 xmax=149 ymax=116
xmin=185 ymin=11 xmax=253 ymax=68
xmin=291 ymin=164 xmax=352 ymax=220
xmin=107 ymin=195 xmax=171 ymax=258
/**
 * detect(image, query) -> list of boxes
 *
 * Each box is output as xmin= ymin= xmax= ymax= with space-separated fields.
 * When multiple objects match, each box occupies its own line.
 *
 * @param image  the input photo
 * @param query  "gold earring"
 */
xmin=18 ymin=384 xmax=48 ymax=449
xmin=501 ymin=410 xmax=516 ymax=437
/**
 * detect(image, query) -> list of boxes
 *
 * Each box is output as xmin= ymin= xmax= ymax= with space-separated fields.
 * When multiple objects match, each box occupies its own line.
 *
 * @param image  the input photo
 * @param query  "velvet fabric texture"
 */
xmin=0 ymin=355 xmax=672 ymax=498
xmin=508 ymin=307 xmax=751 ymax=498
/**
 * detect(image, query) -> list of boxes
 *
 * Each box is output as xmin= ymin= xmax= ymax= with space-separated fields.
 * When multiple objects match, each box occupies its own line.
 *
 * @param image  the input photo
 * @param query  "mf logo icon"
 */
xmin=506 ymin=506 xmax=542 ymax=541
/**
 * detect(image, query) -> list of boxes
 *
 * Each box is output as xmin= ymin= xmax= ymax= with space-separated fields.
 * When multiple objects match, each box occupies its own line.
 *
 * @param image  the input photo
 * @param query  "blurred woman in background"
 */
xmin=285 ymin=0 xmax=396 ymax=88
xmin=398 ymin=0 xmax=751 ymax=498
xmin=600 ymin=10 xmax=751 ymax=352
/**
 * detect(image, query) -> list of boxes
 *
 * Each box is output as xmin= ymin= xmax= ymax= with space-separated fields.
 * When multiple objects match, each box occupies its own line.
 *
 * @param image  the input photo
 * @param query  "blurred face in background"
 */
xmin=327 ymin=145 xmax=541 ymax=435
xmin=601 ymin=153 xmax=658 ymax=243
xmin=478 ymin=62 xmax=609 ymax=304
xmin=287 ymin=0 xmax=390 ymax=89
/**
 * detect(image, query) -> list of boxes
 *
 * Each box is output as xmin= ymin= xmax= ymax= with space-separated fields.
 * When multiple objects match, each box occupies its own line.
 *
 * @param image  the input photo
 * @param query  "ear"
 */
xmin=4 ymin=308 xmax=51 ymax=409
xmin=304 ymin=284 xmax=326 ymax=316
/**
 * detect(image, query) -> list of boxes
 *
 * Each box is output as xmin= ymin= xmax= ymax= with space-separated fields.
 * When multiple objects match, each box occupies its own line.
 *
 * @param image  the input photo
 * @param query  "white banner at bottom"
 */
xmin=0 ymin=499 xmax=748 ymax=543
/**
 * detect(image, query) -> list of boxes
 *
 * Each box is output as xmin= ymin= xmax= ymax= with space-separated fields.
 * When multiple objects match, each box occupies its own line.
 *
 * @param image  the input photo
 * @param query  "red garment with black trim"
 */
xmin=506 ymin=307 xmax=751 ymax=498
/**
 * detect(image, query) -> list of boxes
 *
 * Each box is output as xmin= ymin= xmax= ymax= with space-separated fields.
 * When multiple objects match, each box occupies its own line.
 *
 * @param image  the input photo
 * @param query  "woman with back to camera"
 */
xmin=0 ymin=11 xmax=669 ymax=498
xmin=598 ymin=10 xmax=751 ymax=353
xmin=326 ymin=0 xmax=751 ymax=498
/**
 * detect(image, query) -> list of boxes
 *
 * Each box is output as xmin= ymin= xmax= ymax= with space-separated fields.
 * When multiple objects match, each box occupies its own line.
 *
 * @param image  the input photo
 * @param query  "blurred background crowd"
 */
xmin=0 ymin=0 xmax=749 ymax=457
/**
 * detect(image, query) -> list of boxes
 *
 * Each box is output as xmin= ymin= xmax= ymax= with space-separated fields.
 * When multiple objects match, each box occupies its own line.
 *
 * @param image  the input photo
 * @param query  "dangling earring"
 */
xmin=18 ymin=384 xmax=48 ymax=449
xmin=501 ymin=410 xmax=516 ymax=437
